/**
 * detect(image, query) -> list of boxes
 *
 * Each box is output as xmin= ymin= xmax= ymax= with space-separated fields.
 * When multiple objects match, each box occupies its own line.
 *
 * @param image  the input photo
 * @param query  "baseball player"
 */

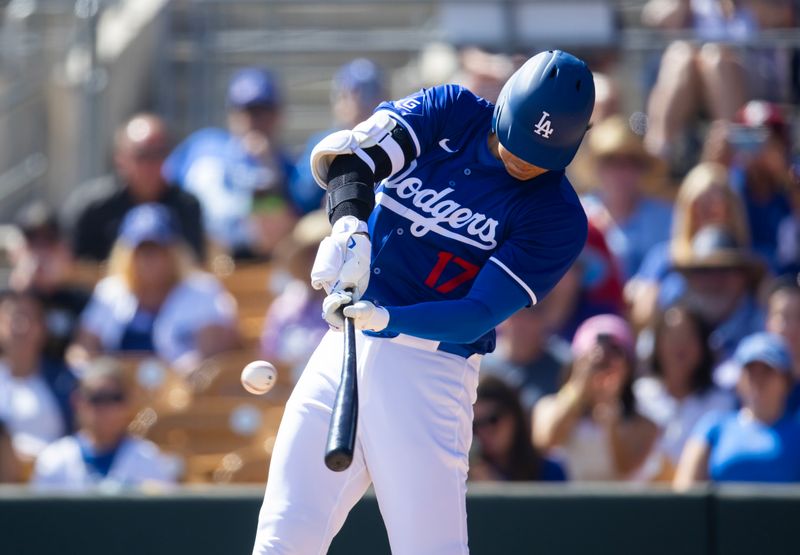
xmin=253 ymin=50 xmax=595 ymax=554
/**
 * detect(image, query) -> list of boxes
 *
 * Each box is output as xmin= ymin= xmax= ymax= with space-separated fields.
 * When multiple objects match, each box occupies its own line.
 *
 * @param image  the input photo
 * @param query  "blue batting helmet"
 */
xmin=492 ymin=50 xmax=595 ymax=170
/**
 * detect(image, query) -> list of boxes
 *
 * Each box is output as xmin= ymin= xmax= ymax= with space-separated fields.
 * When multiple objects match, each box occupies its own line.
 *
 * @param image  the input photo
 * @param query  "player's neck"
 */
xmin=487 ymin=134 xmax=502 ymax=160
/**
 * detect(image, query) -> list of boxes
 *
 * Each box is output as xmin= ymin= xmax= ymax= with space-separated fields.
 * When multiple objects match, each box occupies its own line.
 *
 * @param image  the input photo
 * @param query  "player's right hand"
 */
xmin=310 ymin=215 xmax=371 ymax=300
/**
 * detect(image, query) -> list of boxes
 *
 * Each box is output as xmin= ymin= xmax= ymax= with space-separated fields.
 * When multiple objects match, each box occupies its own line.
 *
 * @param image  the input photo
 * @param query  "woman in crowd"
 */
xmin=260 ymin=210 xmax=331 ymax=382
xmin=765 ymin=276 xmax=800 ymax=414
xmin=32 ymin=357 xmax=178 ymax=489
xmin=0 ymin=291 xmax=76 ymax=459
xmin=71 ymin=204 xmax=239 ymax=373
xmin=634 ymin=305 xmax=734 ymax=479
xmin=533 ymin=315 xmax=658 ymax=481
xmin=627 ymin=161 xmax=750 ymax=328
xmin=470 ymin=376 xmax=564 ymax=482
xmin=675 ymin=332 xmax=800 ymax=488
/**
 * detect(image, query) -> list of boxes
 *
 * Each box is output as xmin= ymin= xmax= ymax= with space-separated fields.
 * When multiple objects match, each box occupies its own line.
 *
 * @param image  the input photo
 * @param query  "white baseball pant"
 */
xmin=253 ymin=330 xmax=481 ymax=554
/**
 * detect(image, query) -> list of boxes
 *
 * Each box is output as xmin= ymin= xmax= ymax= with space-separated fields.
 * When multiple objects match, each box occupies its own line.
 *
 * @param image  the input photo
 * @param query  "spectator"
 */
xmin=470 ymin=376 xmax=565 ymax=482
xmin=456 ymin=47 xmax=516 ymax=104
xmin=540 ymin=221 xmax=626 ymax=341
xmin=0 ymin=291 xmax=76 ymax=459
xmin=32 ymin=357 xmax=179 ymax=490
xmin=776 ymin=163 xmax=800 ymax=274
xmin=62 ymin=114 xmax=205 ymax=263
xmin=71 ymin=204 xmax=239 ymax=374
xmin=634 ymin=305 xmax=734 ymax=477
xmin=765 ymin=276 xmax=800 ymax=413
xmin=292 ymin=59 xmax=386 ymax=215
xmin=7 ymin=202 xmax=90 ymax=363
xmin=261 ymin=210 xmax=331 ymax=382
xmin=533 ymin=315 xmax=658 ymax=481
xmin=673 ymin=225 xmax=765 ymax=377
xmin=627 ymin=162 xmax=750 ymax=328
xmin=727 ymin=101 xmax=793 ymax=270
xmin=0 ymin=420 xmax=21 ymax=483
xmin=480 ymin=305 xmax=571 ymax=417
xmin=568 ymin=72 xmax=624 ymax=193
xmin=163 ymin=68 xmax=297 ymax=258
xmin=642 ymin=0 xmax=795 ymax=169
xmin=581 ymin=115 xmax=673 ymax=279
xmin=674 ymin=332 xmax=800 ymax=488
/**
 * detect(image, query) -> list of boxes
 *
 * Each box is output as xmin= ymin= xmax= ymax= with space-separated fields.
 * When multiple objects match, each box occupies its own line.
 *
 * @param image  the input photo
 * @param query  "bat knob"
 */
xmin=324 ymin=449 xmax=353 ymax=472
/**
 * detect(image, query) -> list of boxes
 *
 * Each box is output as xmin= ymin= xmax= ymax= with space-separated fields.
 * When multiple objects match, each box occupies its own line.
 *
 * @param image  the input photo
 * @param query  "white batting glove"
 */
xmin=321 ymin=290 xmax=352 ymax=331
xmin=343 ymin=301 xmax=389 ymax=332
xmin=321 ymin=292 xmax=389 ymax=332
xmin=310 ymin=216 xmax=371 ymax=300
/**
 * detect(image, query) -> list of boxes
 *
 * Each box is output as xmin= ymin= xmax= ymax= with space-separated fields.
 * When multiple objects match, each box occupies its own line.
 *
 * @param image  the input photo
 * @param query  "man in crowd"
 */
xmin=62 ymin=114 xmax=205 ymax=262
xmin=292 ymin=59 xmax=386 ymax=215
xmin=32 ymin=357 xmax=178 ymax=490
xmin=582 ymin=115 xmax=673 ymax=279
xmin=163 ymin=68 xmax=297 ymax=258
xmin=481 ymin=306 xmax=571 ymax=417
xmin=673 ymin=225 xmax=765 ymax=386
xmin=7 ymin=202 xmax=89 ymax=363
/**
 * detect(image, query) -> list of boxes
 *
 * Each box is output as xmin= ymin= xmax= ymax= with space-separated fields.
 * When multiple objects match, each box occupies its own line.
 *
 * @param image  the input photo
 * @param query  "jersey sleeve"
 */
xmin=375 ymin=84 xmax=491 ymax=159
xmin=489 ymin=180 xmax=589 ymax=306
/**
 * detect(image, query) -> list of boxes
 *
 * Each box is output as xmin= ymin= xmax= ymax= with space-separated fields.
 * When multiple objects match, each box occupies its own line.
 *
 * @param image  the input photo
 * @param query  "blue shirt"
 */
xmin=583 ymin=195 xmax=673 ymax=279
xmin=731 ymin=166 xmax=791 ymax=271
xmin=363 ymin=85 xmax=587 ymax=354
xmin=163 ymin=128 xmax=297 ymax=250
xmin=693 ymin=409 xmax=800 ymax=483
xmin=77 ymin=434 xmax=125 ymax=478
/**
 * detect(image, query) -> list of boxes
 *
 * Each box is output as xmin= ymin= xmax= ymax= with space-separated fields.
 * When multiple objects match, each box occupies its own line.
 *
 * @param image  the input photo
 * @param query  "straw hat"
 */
xmin=673 ymin=225 xmax=764 ymax=280
xmin=588 ymin=115 xmax=654 ymax=164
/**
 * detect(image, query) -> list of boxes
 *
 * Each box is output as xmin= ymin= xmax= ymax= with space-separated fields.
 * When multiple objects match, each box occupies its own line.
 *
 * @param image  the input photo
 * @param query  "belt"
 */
xmin=379 ymin=332 xmax=482 ymax=361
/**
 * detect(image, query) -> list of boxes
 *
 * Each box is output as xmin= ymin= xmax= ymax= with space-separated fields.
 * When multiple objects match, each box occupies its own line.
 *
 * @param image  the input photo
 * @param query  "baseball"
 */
xmin=241 ymin=360 xmax=277 ymax=395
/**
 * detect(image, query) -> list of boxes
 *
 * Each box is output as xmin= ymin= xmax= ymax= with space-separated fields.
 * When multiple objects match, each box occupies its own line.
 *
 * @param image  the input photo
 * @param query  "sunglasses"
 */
xmin=83 ymin=390 xmax=127 ymax=407
xmin=473 ymin=411 xmax=505 ymax=431
xmin=132 ymin=148 xmax=169 ymax=162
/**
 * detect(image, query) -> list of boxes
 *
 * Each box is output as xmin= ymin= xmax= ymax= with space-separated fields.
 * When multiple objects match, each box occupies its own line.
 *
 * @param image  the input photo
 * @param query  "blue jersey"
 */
xmin=362 ymin=85 xmax=587 ymax=354
xmin=163 ymin=128 xmax=297 ymax=249
xmin=693 ymin=409 xmax=800 ymax=483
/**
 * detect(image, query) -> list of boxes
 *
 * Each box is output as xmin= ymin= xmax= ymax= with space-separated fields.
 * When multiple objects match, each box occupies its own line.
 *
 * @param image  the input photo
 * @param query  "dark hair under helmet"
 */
xmin=492 ymin=50 xmax=595 ymax=170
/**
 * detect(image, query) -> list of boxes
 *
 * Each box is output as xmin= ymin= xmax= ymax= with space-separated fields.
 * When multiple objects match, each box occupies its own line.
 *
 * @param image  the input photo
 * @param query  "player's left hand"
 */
xmin=343 ymin=301 xmax=389 ymax=332
xmin=322 ymin=291 xmax=389 ymax=332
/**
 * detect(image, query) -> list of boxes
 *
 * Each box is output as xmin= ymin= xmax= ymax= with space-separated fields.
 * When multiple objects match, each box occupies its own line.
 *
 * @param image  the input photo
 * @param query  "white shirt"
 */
xmin=0 ymin=362 xmax=66 ymax=457
xmin=559 ymin=419 xmax=616 ymax=481
xmin=634 ymin=376 xmax=735 ymax=465
xmin=81 ymin=272 xmax=237 ymax=364
xmin=32 ymin=434 xmax=180 ymax=491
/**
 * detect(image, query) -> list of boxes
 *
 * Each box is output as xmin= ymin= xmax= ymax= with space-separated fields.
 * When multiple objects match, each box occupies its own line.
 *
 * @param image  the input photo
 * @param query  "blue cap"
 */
xmin=492 ymin=50 xmax=595 ymax=170
xmin=118 ymin=204 xmax=178 ymax=248
xmin=734 ymin=332 xmax=792 ymax=374
xmin=333 ymin=58 xmax=384 ymax=102
xmin=227 ymin=68 xmax=281 ymax=109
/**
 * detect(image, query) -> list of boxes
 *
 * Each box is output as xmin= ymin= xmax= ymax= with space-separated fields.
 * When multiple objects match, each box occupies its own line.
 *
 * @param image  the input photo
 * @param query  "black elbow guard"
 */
xmin=327 ymin=154 xmax=376 ymax=224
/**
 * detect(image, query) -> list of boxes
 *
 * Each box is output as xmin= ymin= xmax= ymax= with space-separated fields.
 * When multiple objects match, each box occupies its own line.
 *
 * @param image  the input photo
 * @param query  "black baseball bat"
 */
xmin=324 ymin=314 xmax=358 ymax=471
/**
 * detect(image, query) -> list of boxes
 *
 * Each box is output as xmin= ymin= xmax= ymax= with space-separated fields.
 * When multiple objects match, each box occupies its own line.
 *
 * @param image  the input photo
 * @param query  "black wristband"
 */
xmin=327 ymin=154 xmax=376 ymax=224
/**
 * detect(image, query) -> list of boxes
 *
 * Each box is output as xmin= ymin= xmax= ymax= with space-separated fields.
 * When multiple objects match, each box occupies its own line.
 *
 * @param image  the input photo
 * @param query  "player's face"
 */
xmin=496 ymin=142 xmax=548 ymax=181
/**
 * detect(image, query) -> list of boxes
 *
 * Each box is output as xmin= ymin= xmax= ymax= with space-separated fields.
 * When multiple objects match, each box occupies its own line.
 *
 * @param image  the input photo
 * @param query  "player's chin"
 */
xmin=505 ymin=165 xmax=538 ymax=181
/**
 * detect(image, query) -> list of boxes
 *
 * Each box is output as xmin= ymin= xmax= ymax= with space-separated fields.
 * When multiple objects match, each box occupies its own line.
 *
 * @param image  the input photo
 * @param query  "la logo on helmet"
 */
xmin=534 ymin=111 xmax=554 ymax=139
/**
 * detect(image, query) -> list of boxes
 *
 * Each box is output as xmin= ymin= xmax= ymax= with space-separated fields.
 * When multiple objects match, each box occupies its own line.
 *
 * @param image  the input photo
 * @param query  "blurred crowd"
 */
xmin=1 ymin=0 xmax=799 ymax=491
